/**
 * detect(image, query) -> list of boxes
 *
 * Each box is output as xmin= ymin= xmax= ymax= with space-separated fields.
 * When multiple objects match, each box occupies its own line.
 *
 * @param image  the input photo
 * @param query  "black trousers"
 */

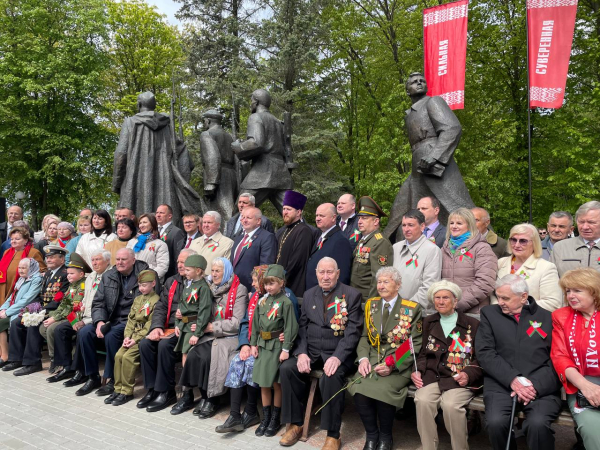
xmin=53 ymin=321 xmax=78 ymax=367
xmin=78 ymin=323 xmax=125 ymax=378
xmin=353 ymin=393 xmax=396 ymax=443
xmin=484 ymin=390 xmax=561 ymax=450
xmin=8 ymin=319 xmax=43 ymax=365
xmin=280 ymin=356 xmax=354 ymax=433
xmin=139 ymin=334 xmax=178 ymax=393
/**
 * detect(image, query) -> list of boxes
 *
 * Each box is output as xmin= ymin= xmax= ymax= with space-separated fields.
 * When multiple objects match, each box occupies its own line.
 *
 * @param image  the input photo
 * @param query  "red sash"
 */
xmin=225 ymin=275 xmax=241 ymax=320
xmin=165 ymin=279 xmax=178 ymax=329
xmin=247 ymin=291 xmax=259 ymax=340
xmin=0 ymin=243 xmax=32 ymax=285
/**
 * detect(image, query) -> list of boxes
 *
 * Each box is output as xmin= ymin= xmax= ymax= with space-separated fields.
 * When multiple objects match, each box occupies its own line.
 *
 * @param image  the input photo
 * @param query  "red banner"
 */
xmin=423 ymin=0 xmax=469 ymax=110
xmin=527 ymin=0 xmax=578 ymax=109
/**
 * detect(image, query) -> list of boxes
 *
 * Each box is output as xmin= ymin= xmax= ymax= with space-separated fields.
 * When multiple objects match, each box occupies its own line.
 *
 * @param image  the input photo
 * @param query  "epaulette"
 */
xmin=374 ymin=233 xmax=383 ymax=240
xmin=367 ymin=296 xmax=382 ymax=302
xmin=401 ymin=299 xmax=417 ymax=308
xmin=80 ymin=282 xmax=85 ymax=290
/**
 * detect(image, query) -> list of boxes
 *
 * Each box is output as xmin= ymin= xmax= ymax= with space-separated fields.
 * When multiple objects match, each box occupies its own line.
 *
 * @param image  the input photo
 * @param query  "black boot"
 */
xmin=255 ymin=406 xmax=272 ymax=437
xmin=170 ymin=389 xmax=195 ymax=415
xmin=264 ymin=406 xmax=282 ymax=437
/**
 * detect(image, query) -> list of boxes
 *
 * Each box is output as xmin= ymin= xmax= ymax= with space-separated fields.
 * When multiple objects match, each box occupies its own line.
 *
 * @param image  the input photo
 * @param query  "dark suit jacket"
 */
xmin=181 ymin=231 xmax=201 ymax=250
xmin=231 ymin=228 xmax=278 ymax=291
xmin=294 ymin=282 xmax=363 ymax=364
xmin=430 ymin=224 xmax=446 ymax=248
xmin=224 ymin=213 xmax=274 ymax=239
xmin=337 ymin=215 xmax=361 ymax=249
xmin=0 ymin=222 xmax=7 ymax=245
xmin=150 ymin=273 xmax=184 ymax=330
xmin=305 ymin=226 xmax=353 ymax=290
xmin=162 ymin=223 xmax=185 ymax=278
xmin=39 ymin=265 xmax=69 ymax=311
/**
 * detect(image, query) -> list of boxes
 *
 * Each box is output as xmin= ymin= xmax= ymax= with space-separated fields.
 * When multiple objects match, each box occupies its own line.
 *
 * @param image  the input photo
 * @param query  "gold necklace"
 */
xmin=276 ymin=221 xmax=300 ymax=263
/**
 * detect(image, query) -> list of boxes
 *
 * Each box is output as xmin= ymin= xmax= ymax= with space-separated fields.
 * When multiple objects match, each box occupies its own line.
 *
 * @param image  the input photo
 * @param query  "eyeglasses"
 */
xmin=509 ymin=237 xmax=531 ymax=246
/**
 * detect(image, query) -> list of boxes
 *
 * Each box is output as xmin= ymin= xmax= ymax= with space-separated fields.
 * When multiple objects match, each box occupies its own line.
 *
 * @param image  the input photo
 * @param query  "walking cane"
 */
xmin=505 ymin=395 xmax=517 ymax=450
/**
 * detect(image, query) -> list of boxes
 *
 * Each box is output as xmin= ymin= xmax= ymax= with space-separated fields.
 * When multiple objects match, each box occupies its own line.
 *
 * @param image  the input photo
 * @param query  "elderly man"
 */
xmin=306 ymin=203 xmax=353 ymax=290
xmin=476 ymin=274 xmax=561 ymax=450
xmin=48 ymin=249 xmax=112 ymax=383
xmin=189 ymin=211 xmax=233 ymax=270
xmin=155 ymin=204 xmax=185 ymax=279
xmin=276 ymin=191 xmax=314 ymax=298
xmin=417 ymin=196 xmax=446 ymax=248
xmin=350 ymin=196 xmax=393 ymax=302
xmin=224 ymin=193 xmax=275 ymax=239
xmin=2 ymin=245 xmax=69 ymax=375
xmin=336 ymin=194 xmax=360 ymax=249
xmin=472 ymin=207 xmax=509 ymax=259
xmin=0 ymin=205 xmax=23 ymax=243
xmin=181 ymin=213 xmax=202 ymax=250
xmin=137 ymin=248 xmax=197 ymax=412
xmin=542 ymin=211 xmax=574 ymax=261
xmin=392 ymin=210 xmax=441 ymax=313
xmin=551 ymin=201 xmax=600 ymax=277
xmin=230 ymin=207 xmax=277 ymax=291
xmin=72 ymin=248 xmax=151 ymax=396
xmin=279 ymin=257 xmax=363 ymax=449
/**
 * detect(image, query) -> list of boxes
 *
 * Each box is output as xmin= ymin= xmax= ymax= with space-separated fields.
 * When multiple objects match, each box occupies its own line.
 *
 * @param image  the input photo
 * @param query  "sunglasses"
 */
xmin=509 ymin=237 xmax=531 ymax=246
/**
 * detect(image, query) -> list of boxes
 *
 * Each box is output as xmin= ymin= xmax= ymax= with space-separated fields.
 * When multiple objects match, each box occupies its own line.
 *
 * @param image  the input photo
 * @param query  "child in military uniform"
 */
xmin=250 ymin=264 xmax=298 ymax=438
xmin=174 ymin=255 xmax=213 ymax=365
xmin=40 ymin=252 xmax=91 ymax=373
xmin=106 ymin=270 xmax=160 ymax=406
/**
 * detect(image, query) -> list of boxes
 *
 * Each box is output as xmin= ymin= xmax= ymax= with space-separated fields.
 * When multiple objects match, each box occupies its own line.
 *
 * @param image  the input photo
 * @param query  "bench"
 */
xmin=300 ymin=369 xmax=574 ymax=442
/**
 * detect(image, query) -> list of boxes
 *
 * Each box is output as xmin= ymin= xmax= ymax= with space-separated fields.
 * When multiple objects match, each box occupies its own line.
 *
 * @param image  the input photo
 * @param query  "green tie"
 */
xmin=382 ymin=301 xmax=391 ymax=328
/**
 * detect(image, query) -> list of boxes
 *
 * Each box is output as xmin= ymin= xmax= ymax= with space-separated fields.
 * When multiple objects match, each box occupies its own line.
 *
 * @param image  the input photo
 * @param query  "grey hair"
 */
xmin=90 ymin=249 xmax=111 ymax=263
xmin=239 ymin=193 xmax=256 ymax=205
xmin=576 ymin=201 xmax=600 ymax=221
xmin=472 ymin=207 xmax=490 ymax=222
xmin=180 ymin=248 xmax=197 ymax=258
xmin=376 ymin=266 xmax=402 ymax=284
xmin=116 ymin=248 xmax=136 ymax=259
xmin=316 ymin=257 xmax=338 ymax=271
xmin=211 ymin=258 xmax=225 ymax=269
xmin=204 ymin=211 xmax=222 ymax=224
xmin=549 ymin=210 xmax=573 ymax=227
xmin=495 ymin=274 xmax=529 ymax=295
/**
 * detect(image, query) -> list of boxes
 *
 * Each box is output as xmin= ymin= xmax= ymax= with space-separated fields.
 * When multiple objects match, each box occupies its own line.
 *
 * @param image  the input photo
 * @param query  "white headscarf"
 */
xmin=13 ymin=258 xmax=42 ymax=292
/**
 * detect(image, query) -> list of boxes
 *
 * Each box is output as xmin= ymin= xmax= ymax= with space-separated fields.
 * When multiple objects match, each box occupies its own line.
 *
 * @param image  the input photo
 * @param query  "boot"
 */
xmin=264 ymin=406 xmax=282 ymax=437
xmin=255 ymin=406 xmax=272 ymax=437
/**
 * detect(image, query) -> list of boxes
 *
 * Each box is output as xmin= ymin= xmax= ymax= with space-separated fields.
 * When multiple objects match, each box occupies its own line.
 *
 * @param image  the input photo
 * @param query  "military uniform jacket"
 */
xmin=176 ymin=278 xmax=213 ymax=337
xmin=350 ymin=231 xmax=393 ymax=301
xmin=39 ymin=266 xmax=69 ymax=312
xmin=124 ymin=292 xmax=160 ymax=343
xmin=250 ymin=291 xmax=298 ymax=352
xmin=50 ymin=279 xmax=85 ymax=321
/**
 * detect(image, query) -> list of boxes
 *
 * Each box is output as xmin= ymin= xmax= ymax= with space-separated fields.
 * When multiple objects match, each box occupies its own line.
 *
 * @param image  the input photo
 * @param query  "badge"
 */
xmin=378 ymin=255 xmax=388 ymax=266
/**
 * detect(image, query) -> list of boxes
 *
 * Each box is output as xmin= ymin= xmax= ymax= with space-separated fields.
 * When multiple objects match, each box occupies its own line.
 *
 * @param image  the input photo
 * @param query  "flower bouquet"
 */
xmin=19 ymin=302 xmax=46 ymax=327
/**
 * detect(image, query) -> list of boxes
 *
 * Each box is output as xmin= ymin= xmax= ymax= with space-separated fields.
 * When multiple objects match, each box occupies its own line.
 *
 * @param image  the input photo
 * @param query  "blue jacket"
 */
xmin=305 ymin=226 xmax=353 ymax=290
xmin=0 ymin=276 xmax=43 ymax=320
xmin=230 ymin=228 xmax=277 ymax=291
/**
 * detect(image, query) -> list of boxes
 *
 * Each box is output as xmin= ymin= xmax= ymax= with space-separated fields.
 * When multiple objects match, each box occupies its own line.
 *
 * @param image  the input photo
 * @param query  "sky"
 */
xmin=145 ymin=0 xmax=181 ymax=25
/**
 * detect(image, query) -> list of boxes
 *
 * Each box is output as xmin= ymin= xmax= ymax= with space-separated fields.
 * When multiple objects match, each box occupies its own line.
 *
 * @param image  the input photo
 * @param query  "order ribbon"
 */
xmin=449 ymin=331 xmax=466 ymax=352
xmin=350 ymin=230 xmax=360 ymax=242
xmin=186 ymin=288 xmax=198 ymax=304
xmin=458 ymin=249 xmax=474 ymax=262
xmin=405 ymin=255 xmax=418 ymax=268
xmin=267 ymin=302 xmax=280 ymax=320
xmin=527 ymin=321 xmax=547 ymax=338
xmin=215 ymin=305 xmax=224 ymax=319
xmin=327 ymin=298 xmax=342 ymax=314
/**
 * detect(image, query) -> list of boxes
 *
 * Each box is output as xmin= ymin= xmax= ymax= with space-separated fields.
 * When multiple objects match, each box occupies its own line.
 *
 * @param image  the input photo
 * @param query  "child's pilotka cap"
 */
xmin=67 ymin=252 xmax=92 ymax=274
xmin=138 ymin=270 xmax=156 ymax=283
xmin=265 ymin=264 xmax=285 ymax=280
xmin=185 ymin=255 xmax=207 ymax=270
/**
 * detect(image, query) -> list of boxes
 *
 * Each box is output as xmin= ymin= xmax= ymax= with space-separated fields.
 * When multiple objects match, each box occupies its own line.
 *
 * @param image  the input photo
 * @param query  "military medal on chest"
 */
xmin=387 ymin=307 xmax=412 ymax=348
xmin=356 ymin=245 xmax=370 ymax=264
xmin=426 ymin=335 xmax=440 ymax=352
xmin=447 ymin=325 xmax=472 ymax=373
xmin=328 ymin=295 xmax=348 ymax=336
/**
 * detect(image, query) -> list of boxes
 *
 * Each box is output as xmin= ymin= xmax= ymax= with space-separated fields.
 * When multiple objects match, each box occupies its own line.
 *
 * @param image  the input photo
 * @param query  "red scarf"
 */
xmin=568 ymin=310 xmax=600 ymax=376
xmin=247 ymin=291 xmax=260 ymax=340
xmin=224 ymin=275 xmax=241 ymax=320
xmin=0 ymin=243 xmax=32 ymax=285
xmin=58 ymin=236 xmax=72 ymax=248
xmin=165 ymin=279 xmax=178 ymax=329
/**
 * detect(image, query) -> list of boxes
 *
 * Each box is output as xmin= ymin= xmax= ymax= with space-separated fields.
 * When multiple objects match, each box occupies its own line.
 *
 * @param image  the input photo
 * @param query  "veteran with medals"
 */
xmin=348 ymin=267 xmax=422 ymax=450
xmin=411 ymin=280 xmax=482 ymax=450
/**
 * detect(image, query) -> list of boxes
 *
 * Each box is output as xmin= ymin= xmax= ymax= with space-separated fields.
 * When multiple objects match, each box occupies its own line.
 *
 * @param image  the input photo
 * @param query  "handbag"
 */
xmin=576 ymin=376 xmax=600 ymax=409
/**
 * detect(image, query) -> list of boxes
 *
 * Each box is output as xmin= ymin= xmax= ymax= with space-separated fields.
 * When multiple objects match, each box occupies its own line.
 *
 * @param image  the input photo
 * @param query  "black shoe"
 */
xmin=146 ymin=390 xmax=177 ymax=413
xmin=104 ymin=392 xmax=120 ymax=404
xmin=1 ymin=361 xmax=22 ymax=372
xmin=216 ymin=414 xmax=244 ymax=433
xmin=95 ymin=379 xmax=114 ymax=396
xmin=64 ymin=371 xmax=87 ymax=387
xmin=264 ymin=406 xmax=281 ymax=437
xmin=75 ymin=374 xmax=101 ymax=396
xmin=48 ymin=360 xmax=56 ymax=374
xmin=363 ymin=441 xmax=378 ymax=450
xmin=170 ymin=390 xmax=194 ymax=415
xmin=193 ymin=398 xmax=206 ymax=416
xmin=0 ymin=359 xmax=9 ymax=369
xmin=241 ymin=411 xmax=261 ymax=429
xmin=136 ymin=389 xmax=157 ymax=409
xmin=47 ymin=368 xmax=75 ymax=383
xmin=14 ymin=362 xmax=43 ymax=376
xmin=197 ymin=400 xmax=218 ymax=419
xmin=112 ymin=394 xmax=134 ymax=406
xmin=255 ymin=406 xmax=272 ymax=437
xmin=375 ymin=441 xmax=392 ymax=450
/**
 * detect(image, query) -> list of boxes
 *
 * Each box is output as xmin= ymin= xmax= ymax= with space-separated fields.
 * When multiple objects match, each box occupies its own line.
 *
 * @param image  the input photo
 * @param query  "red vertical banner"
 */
xmin=423 ymin=0 xmax=469 ymax=110
xmin=527 ymin=0 xmax=578 ymax=109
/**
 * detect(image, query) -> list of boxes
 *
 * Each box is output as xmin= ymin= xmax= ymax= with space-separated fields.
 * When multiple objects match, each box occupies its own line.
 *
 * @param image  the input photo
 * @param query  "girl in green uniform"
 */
xmin=250 ymin=264 xmax=298 ymax=437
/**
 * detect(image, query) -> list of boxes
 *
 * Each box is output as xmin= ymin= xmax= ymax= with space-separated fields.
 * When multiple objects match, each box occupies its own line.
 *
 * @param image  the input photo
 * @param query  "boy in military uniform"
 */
xmin=106 ymin=270 xmax=160 ymax=406
xmin=350 ymin=196 xmax=394 ymax=303
xmin=250 ymin=264 xmax=298 ymax=438
xmin=40 ymin=251 xmax=91 ymax=374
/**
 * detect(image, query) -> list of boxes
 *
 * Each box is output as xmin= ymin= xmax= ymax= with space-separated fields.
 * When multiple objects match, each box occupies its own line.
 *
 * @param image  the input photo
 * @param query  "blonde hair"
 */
xmin=508 ymin=223 xmax=542 ymax=258
xmin=559 ymin=268 xmax=600 ymax=310
xmin=445 ymin=208 xmax=478 ymax=241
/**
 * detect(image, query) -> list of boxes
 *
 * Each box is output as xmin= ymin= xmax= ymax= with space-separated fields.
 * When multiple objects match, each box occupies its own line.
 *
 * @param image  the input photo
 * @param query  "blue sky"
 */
xmin=145 ymin=0 xmax=181 ymax=25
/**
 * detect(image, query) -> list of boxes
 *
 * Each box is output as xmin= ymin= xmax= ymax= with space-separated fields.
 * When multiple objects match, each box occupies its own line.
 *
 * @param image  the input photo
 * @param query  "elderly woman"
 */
xmin=56 ymin=222 xmax=78 ymax=264
xmin=491 ymin=223 xmax=562 ymax=312
xmin=105 ymin=218 xmax=136 ymax=265
xmin=551 ymin=268 xmax=600 ymax=449
xmin=411 ymin=280 xmax=482 ymax=450
xmin=126 ymin=214 xmax=169 ymax=281
xmin=348 ymin=267 xmax=423 ymax=450
xmin=172 ymin=257 xmax=248 ymax=418
xmin=441 ymin=208 xmax=497 ymax=314
xmin=33 ymin=214 xmax=60 ymax=244
xmin=0 ymin=227 xmax=46 ymax=306
xmin=0 ymin=258 xmax=43 ymax=367
xmin=476 ymin=274 xmax=561 ymax=450
xmin=76 ymin=209 xmax=116 ymax=267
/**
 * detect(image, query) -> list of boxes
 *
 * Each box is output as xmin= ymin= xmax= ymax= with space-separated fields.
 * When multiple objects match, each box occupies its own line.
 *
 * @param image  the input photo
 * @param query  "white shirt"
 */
xmin=319 ymin=225 xmax=337 ymax=242
xmin=233 ymin=227 xmax=259 ymax=255
xmin=159 ymin=222 xmax=172 ymax=237
xmin=339 ymin=214 xmax=355 ymax=231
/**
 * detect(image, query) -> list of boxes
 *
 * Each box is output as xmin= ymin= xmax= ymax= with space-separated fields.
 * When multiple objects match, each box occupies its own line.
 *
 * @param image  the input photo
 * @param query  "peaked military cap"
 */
xmin=67 ymin=252 xmax=92 ymax=273
xmin=357 ymin=196 xmax=387 ymax=218
xmin=43 ymin=244 xmax=69 ymax=257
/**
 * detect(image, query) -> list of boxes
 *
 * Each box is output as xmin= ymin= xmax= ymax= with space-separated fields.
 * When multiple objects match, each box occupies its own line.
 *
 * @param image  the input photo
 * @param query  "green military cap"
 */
xmin=138 ymin=270 xmax=156 ymax=283
xmin=67 ymin=252 xmax=92 ymax=274
xmin=44 ymin=244 xmax=69 ymax=257
xmin=265 ymin=264 xmax=286 ymax=280
xmin=185 ymin=254 xmax=207 ymax=270
xmin=357 ymin=196 xmax=387 ymax=218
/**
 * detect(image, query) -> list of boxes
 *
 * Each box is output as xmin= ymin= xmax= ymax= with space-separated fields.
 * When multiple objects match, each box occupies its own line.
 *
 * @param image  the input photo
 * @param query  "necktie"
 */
xmin=589 ymin=241 xmax=596 ymax=250
xmin=340 ymin=220 xmax=346 ymax=231
xmin=424 ymin=227 xmax=430 ymax=237
xmin=383 ymin=301 xmax=391 ymax=328
xmin=316 ymin=237 xmax=323 ymax=250
xmin=185 ymin=237 xmax=192 ymax=249
xmin=233 ymin=234 xmax=249 ymax=265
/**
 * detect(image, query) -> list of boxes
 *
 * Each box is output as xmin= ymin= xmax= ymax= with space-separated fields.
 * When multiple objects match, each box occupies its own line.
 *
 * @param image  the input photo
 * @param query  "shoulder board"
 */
xmin=80 ymin=282 xmax=85 ymax=289
xmin=367 ymin=296 xmax=381 ymax=302
xmin=401 ymin=299 xmax=418 ymax=308
xmin=374 ymin=233 xmax=383 ymax=240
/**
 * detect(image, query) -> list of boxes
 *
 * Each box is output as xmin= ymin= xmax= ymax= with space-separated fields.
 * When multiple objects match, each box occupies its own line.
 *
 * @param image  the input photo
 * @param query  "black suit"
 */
xmin=224 ymin=213 xmax=274 ymax=239
xmin=8 ymin=266 xmax=69 ymax=365
xmin=337 ymin=214 xmax=361 ymax=249
xmin=161 ymin=223 xmax=185 ymax=278
xmin=280 ymin=282 xmax=363 ymax=433
xmin=305 ymin=226 xmax=353 ymax=290
xmin=230 ymin=228 xmax=277 ymax=291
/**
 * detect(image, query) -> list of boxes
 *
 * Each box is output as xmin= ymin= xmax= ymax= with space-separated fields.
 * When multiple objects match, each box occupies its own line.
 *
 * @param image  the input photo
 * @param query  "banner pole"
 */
xmin=526 ymin=0 xmax=533 ymax=224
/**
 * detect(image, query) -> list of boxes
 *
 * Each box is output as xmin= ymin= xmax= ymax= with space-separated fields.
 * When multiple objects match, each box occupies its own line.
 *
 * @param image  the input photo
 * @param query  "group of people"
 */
xmin=1 ymin=193 xmax=600 ymax=450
